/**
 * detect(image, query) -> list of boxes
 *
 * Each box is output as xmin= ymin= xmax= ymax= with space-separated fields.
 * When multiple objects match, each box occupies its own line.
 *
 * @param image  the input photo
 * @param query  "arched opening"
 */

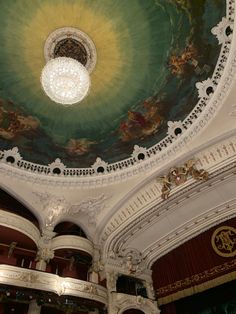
xmin=0 ymin=226 xmax=37 ymax=269
xmin=0 ymin=188 xmax=39 ymax=228
xmin=123 ymin=310 xmax=145 ymax=314
xmin=54 ymin=222 xmax=87 ymax=238
xmin=116 ymin=275 xmax=147 ymax=298
xmin=48 ymin=249 xmax=92 ymax=281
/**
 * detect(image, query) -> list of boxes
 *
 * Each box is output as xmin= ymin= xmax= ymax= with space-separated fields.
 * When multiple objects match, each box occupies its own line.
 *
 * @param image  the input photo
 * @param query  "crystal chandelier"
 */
xmin=41 ymin=27 xmax=97 ymax=106
xmin=41 ymin=57 xmax=90 ymax=105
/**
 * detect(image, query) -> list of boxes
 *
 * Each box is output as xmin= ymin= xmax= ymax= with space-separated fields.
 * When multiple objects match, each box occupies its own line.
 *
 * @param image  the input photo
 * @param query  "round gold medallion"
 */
xmin=211 ymin=226 xmax=236 ymax=258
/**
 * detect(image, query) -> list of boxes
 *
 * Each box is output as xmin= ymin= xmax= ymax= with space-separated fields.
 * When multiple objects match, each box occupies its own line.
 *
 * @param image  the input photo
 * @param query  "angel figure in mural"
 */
xmin=118 ymin=97 xmax=163 ymax=142
xmin=66 ymin=138 xmax=97 ymax=155
xmin=0 ymin=99 xmax=39 ymax=140
xmin=169 ymin=43 xmax=198 ymax=76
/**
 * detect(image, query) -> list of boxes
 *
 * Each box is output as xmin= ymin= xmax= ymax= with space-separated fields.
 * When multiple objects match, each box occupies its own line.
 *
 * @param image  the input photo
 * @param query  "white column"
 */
xmin=106 ymin=272 xmax=118 ymax=314
xmin=35 ymin=247 xmax=54 ymax=271
xmin=35 ymin=259 xmax=47 ymax=271
xmin=89 ymin=271 xmax=99 ymax=284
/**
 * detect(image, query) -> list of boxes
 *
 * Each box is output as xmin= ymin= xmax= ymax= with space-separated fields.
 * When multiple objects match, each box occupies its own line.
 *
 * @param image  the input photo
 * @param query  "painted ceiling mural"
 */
xmin=0 ymin=0 xmax=226 ymax=168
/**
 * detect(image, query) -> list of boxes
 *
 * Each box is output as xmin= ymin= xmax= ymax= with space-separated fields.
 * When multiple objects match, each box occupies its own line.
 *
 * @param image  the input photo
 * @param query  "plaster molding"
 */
xmin=196 ymin=78 xmax=214 ymax=98
xmin=105 ymin=248 xmax=146 ymax=277
xmin=35 ymin=247 xmax=54 ymax=263
xmin=211 ymin=17 xmax=233 ymax=45
xmin=144 ymin=199 xmax=236 ymax=268
xmin=1 ymin=147 xmax=22 ymax=164
xmin=0 ymin=1 xmax=235 ymax=187
xmin=0 ymin=209 xmax=40 ymax=245
xmin=33 ymin=191 xmax=109 ymax=228
xmin=48 ymin=158 xmax=66 ymax=175
xmin=99 ymin=136 xmax=236 ymax=249
xmin=33 ymin=192 xmax=70 ymax=229
xmin=101 ymin=161 xmax=236 ymax=265
xmin=0 ymin=264 xmax=108 ymax=305
xmin=51 ymin=235 xmax=94 ymax=256
xmin=112 ymin=293 xmax=160 ymax=314
xmin=229 ymin=104 xmax=236 ymax=116
xmin=167 ymin=121 xmax=184 ymax=138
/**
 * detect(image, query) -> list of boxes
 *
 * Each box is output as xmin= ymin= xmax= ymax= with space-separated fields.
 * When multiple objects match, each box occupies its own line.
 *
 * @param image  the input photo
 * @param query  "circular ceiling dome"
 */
xmin=41 ymin=57 xmax=90 ymax=105
xmin=0 ymin=0 xmax=230 ymax=170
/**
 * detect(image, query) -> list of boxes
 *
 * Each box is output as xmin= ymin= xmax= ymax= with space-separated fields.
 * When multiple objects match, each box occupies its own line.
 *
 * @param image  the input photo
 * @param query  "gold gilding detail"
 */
xmin=159 ymin=159 xmax=209 ymax=200
xmin=211 ymin=226 xmax=236 ymax=257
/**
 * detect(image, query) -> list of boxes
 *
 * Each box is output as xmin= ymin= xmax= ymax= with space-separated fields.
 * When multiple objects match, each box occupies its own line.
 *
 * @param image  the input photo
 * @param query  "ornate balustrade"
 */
xmin=51 ymin=235 xmax=93 ymax=256
xmin=0 ymin=210 xmax=40 ymax=245
xmin=0 ymin=264 xmax=108 ymax=306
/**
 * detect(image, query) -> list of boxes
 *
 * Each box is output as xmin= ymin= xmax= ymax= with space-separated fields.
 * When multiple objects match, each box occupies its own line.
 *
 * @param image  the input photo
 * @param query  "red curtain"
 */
xmin=152 ymin=218 xmax=236 ymax=299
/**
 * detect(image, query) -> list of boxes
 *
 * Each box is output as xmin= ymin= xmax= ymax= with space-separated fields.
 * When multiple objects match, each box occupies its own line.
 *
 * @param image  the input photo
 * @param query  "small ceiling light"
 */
xmin=41 ymin=57 xmax=90 ymax=105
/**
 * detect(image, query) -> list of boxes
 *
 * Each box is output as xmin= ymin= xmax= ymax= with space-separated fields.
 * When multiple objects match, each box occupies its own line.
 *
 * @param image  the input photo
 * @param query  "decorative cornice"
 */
xmin=99 ymin=136 xmax=236 ymax=250
xmin=0 ymin=2 xmax=235 ymax=187
xmin=144 ymin=198 xmax=236 ymax=268
xmin=100 ymin=160 xmax=236 ymax=268
xmin=158 ymin=159 xmax=208 ymax=200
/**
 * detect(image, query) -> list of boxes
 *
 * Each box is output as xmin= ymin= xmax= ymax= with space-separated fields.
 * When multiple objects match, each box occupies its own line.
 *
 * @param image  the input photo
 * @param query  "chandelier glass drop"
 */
xmin=41 ymin=57 xmax=90 ymax=105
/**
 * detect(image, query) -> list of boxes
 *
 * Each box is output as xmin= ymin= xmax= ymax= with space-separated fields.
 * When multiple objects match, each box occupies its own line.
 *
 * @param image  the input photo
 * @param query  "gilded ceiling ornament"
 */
xmin=159 ymin=159 xmax=209 ymax=200
xmin=211 ymin=226 xmax=236 ymax=257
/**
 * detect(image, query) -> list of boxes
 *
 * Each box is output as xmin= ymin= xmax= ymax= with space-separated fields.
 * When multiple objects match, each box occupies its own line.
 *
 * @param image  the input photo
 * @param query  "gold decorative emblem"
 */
xmin=211 ymin=226 xmax=236 ymax=258
xmin=159 ymin=159 xmax=209 ymax=200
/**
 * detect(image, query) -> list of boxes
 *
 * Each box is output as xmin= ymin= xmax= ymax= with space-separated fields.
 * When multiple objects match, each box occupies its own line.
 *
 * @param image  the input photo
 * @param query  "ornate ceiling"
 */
xmin=0 ymin=0 xmax=228 ymax=170
xmin=0 ymin=2 xmax=236 ymax=312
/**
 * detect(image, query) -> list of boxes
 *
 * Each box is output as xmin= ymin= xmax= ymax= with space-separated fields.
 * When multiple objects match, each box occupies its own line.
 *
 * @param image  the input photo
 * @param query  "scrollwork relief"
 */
xmin=36 ymin=247 xmax=54 ymax=263
xmin=158 ymin=159 xmax=209 ymax=200
xmin=33 ymin=191 xmax=110 ymax=227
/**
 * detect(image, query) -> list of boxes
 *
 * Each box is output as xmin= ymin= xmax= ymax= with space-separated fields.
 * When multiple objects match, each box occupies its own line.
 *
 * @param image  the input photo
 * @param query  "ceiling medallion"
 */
xmin=44 ymin=27 xmax=97 ymax=73
xmin=42 ymin=27 xmax=97 ymax=105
